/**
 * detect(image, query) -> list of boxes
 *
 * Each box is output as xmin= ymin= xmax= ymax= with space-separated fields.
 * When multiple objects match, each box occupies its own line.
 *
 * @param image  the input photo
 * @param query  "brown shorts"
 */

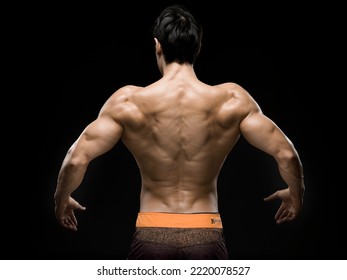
xmin=127 ymin=212 xmax=229 ymax=260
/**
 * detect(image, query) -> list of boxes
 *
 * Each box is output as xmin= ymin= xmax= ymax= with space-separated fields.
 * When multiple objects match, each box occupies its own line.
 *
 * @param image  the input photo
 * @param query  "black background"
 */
xmin=5 ymin=1 xmax=341 ymax=260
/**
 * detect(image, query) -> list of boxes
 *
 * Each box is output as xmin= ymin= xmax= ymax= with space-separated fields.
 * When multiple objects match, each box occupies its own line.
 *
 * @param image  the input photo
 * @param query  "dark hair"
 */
xmin=152 ymin=4 xmax=202 ymax=64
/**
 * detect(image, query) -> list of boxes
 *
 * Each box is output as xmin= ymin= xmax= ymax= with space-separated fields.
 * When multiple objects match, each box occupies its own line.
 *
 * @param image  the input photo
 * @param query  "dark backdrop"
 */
xmin=6 ymin=1 xmax=341 ymax=260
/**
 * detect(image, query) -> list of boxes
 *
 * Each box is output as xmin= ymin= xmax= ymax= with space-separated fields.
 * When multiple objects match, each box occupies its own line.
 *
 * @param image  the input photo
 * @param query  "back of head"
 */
xmin=152 ymin=4 xmax=202 ymax=65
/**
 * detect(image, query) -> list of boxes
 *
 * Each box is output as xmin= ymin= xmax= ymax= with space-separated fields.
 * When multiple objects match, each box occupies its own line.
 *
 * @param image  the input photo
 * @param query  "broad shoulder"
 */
xmin=215 ymin=82 xmax=260 ymax=112
xmin=211 ymin=82 xmax=262 ymax=126
xmin=216 ymin=82 xmax=250 ymax=99
xmin=108 ymin=85 xmax=143 ymax=104
xmin=103 ymin=85 xmax=142 ymax=107
xmin=98 ymin=85 xmax=144 ymax=120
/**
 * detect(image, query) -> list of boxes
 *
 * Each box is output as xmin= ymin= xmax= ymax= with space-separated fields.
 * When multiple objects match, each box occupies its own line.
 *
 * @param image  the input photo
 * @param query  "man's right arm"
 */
xmin=239 ymin=98 xmax=305 ymax=224
xmin=54 ymin=87 xmax=130 ymax=231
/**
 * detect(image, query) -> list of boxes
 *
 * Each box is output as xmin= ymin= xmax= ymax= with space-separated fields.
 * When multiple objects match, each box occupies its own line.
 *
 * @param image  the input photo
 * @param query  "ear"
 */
xmin=154 ymin=38 xmax=162 ymax=55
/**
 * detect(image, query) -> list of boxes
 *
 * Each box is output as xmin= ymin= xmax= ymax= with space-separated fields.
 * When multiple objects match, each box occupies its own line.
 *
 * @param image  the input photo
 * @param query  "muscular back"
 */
xmin=109 ymin=73 xmax=252 ymax=213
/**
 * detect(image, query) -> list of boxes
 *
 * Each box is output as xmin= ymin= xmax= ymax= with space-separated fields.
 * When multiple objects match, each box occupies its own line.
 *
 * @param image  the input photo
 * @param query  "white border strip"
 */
xmin=1 ymin=260 xmax=346 ymax=280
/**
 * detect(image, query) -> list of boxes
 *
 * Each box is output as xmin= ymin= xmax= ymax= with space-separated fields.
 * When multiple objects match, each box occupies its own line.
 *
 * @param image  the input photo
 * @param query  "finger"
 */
xmin=60 ymin=218 xmax=69 ymax=228
xmin=78 ymin=204 xmax=86 ymax=211
xmin=70 ymin=211 xmax=78 ymax=226
xmin=288 ymin=211 xmax=297 ymax=221
xmin=65 ymin=223 xmax=77 ymax=231
xmin=264 ymin=192 xmax=278 ymax=202
xmin=67 ymin=223 xmax=78 ymax=231
xmin=278 ymin=209 xmax=289 ymax=220
xmin=66 ymin=215 xmax=77 ymax=227
xmin=277 ymin=211 xmax=297 ymax=224
xmin=72 ymin=200 xmax=86 ymax=211
xmin=274 ymin=205 xmax=285 ymax=221
xmin=277 ymin=215 xmax=291 ymax=224
xmin=62 ymin=218 xmax=77 ymax=231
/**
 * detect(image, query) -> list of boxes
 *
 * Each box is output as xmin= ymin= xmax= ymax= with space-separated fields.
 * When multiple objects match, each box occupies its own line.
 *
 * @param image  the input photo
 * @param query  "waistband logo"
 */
xmin=211 ymin=218 xmax=222 ymax=224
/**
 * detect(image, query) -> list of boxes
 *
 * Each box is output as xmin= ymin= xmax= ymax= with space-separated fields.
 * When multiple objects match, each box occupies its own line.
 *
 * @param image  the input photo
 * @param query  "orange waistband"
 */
xmin=135 ymin=212 xmax=223 ymax=228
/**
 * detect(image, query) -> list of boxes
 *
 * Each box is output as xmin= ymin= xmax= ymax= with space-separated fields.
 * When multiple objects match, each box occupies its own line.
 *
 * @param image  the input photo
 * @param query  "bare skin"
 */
xmin=54 ymin=40 xmax=304 ymax=231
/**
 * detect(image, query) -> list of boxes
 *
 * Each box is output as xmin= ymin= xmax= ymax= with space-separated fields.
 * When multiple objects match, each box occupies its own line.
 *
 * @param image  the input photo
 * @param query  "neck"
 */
xmin=162 ymin=62 xmax=197 ymax=80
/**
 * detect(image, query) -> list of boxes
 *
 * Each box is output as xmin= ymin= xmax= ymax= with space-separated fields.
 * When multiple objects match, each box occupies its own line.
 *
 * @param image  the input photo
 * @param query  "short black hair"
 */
xmin=152 ymin=4 xmax=202 ymax=64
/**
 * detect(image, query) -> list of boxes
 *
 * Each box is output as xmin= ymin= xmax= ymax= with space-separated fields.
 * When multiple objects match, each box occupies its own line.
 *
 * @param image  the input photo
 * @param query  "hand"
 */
xmin=264 ymin=188 xmax=301 ymax=224
xmin=55 ymin=196 xmax=86 ymax=231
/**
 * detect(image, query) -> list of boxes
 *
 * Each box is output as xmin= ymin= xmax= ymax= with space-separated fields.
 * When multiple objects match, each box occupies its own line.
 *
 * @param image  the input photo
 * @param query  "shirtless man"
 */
xmin=54 ymin=5 xmax=305 ymax=259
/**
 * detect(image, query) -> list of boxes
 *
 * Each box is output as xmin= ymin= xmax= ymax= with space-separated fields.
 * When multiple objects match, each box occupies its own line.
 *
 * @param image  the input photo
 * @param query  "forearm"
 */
xmin=277 ymin=153 xmax=305 ymax=204
xmin=54 ymin=158 xmax=88 ymax=204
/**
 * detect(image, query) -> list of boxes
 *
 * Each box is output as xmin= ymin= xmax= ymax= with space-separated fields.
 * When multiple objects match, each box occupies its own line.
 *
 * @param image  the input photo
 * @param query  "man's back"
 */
xmin=110 ymin=64 xmax=250 ymax=213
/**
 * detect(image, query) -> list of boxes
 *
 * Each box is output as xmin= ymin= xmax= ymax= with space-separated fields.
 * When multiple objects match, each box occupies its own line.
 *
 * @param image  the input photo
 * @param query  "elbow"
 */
xmin=276 ymin=148 xmax=299 ymax=170
xmin=64 ymin=150 xmax=89 ymax=170
xmin=69 ymin=154 xmax=89 ymax=169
